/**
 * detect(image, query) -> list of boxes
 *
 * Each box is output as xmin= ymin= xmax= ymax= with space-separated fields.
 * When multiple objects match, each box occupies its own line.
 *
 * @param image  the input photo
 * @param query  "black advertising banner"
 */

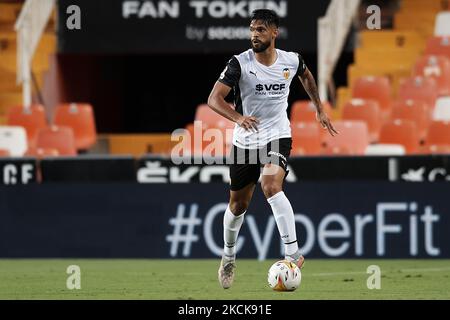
xmin=0 ymin=158 xmax=37 ymax=185
xmin=136 ymin=155 xmax=450 ymax=183
xmin=0 ymin=182 xmax=448 ymax=258
xmin=57 ymin=0 xmax=330 ymax=54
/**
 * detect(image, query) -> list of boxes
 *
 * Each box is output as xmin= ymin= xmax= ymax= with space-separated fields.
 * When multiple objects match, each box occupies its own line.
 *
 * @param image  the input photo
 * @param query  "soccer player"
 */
xmin=207 ymin=9 xmax=338 ymax=289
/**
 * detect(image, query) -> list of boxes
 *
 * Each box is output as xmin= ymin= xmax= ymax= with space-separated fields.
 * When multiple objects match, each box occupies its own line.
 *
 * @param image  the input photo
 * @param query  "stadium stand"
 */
xmin=1 ymin=0 xmax=449 ymax=159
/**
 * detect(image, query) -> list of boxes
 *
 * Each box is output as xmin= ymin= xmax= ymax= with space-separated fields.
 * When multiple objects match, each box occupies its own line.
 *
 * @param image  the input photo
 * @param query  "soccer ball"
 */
xmin=267 ymin=260 xmax=301 ymax=291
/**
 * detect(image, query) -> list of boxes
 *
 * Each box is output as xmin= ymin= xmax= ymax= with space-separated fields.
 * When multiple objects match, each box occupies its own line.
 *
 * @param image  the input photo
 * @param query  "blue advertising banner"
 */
xmin=0 ymin=182 xmax=448 ymax=258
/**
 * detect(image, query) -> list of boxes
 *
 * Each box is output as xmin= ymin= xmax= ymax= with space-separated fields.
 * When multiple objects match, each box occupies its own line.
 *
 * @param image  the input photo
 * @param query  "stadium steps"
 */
xmin=0 ymin=1 xmax=57 ymax=125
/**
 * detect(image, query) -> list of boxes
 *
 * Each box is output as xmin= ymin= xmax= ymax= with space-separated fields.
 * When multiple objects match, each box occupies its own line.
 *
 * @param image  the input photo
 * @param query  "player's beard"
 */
xmin=251 ymin=39 xmax=270 ymax=53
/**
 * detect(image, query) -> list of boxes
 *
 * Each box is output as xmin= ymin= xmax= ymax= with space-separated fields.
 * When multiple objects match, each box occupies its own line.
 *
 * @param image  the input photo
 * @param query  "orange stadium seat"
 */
xmin=0 ymin=149 xmax=10 ymax=157
xmin=398 ymin=76 xmax=439 ymax=108
xmin=291 ymin=122 xmax=323 ymax=156
xmin=342 ymin=98 xmax=381 ymax=143
xmin=390 ymin=99 xmax=430 ymax=141
xmin=54 ymin=103 xmax=97 ymax=151
xmin=290 ymin=100 xmax=333 ymax=123
xmin=413 ymin=55 xmax=450 ymax=96
xmin=424 ymin=120 xmax=450 ymax=147
xmin=195 ymin=104 xmax=234 ymax=129
xmin=6 ymin=104 xmax=47 ymax=147
xmin=425 ymin=36 xmax=450 ymax=59
xmin=323 ymin=121 xmax=369 ymax=156
xmin=379 ymin=119 xmax=420 ymax=154
xmin=352 ymin=76 xmax=392 ymax=119
xmin=35 ymin=126 xmax=77 ymax=156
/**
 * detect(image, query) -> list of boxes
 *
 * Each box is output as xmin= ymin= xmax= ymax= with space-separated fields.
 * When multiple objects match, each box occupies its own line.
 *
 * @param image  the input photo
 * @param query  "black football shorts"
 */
xmin=229 ymin=138 xmax=292 ymax=191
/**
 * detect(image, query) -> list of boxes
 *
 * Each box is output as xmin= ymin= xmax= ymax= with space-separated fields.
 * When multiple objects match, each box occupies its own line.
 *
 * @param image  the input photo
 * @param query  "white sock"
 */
xmin=223 ymin=206 xmax=245 ymax=258
xmin=267 ymin=191 xmax=299 ymax=256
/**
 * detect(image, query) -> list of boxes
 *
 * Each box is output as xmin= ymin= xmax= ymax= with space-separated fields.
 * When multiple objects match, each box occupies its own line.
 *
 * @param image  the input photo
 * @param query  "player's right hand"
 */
xmin=237 ymin=116 xmax=259 ymax=131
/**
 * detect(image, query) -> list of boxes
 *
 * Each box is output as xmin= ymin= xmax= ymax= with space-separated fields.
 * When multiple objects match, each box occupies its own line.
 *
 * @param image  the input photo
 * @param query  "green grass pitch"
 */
xmin=0 ymin=259 xmax=449 ymax=299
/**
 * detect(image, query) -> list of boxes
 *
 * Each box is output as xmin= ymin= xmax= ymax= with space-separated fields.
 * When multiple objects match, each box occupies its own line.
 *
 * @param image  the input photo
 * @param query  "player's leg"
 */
xmin=224 ymin=182 xmax=256 ymax=259
xmin=219 ymin=183 xmax=258 ymax=289
xmin=219 ymin=146 xmax=260 ymax=289
xmin=260 ymin=139 xmax=305 ymax=268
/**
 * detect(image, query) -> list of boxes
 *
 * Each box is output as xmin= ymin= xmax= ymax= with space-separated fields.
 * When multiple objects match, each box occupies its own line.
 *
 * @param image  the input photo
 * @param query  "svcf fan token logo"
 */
xmin=283 ymin=68 xmax=290 ymax=80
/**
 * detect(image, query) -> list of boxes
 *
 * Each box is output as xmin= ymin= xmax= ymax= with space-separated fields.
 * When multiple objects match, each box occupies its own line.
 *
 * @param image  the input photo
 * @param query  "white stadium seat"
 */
xmin=365 ymin=144 xmax=406 ymax=156
xmin=0 ymin=126 xmax=28 ymax=156
xmin=433 ymin=96 xmax=450 ymax=121
xmin=435 ymin=12 xmax=450 ymax=36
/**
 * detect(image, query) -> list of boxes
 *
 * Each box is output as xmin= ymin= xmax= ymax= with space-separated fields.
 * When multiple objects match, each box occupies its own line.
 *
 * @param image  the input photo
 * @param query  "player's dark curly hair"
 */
xmin=250 ymin=9 xmax=279 ymax=28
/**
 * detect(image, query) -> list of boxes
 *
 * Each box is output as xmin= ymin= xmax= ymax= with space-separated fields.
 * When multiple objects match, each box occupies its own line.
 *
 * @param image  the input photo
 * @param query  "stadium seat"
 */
xmin=425 ymin=36 xmax=450 ymax=59
xmin=54 ymin=103 xmax=97 ymax=151
xmin=365 ymin=144 xmax=406 ymax=156
xmin=323 ymin=121 xmax=369 ymax=155
xmin=424 ymin=120 xmax=450 ymax=146
xmin=291 ymin=122 xmax=323 ymax=156
xmin=390 ymin=99 xmax=430 ymax=141
xmin=6 ymin=104 xmax=47 ymax=147
xmin=0 ymin=125 xmax=28 ymax=157
xmin=195 ymin=104 xmax=234 ymax=129
xmin=379 ymin=119 xmax=420 ymax=154
xmin=35 ymin=126 xmax=77 ymax=156
xmin=435 ymin=12 xmax=450 ymax=36
xmin=342 ymin=98 xmax=381 ymax=142
xmin=0 ymin=149 xmax=10 ymax=157
xmin=398 ymin=76 xmax=439 ymax=108
xmin=290 ymin=100 xmax=333 ymax=123
xmin=352 ymin=76 xmax=392 ymax=119
xmin=433 ymin=97 xmax=450 ymax=120
xmin=413 ymin=55 xmax=450 ymax=96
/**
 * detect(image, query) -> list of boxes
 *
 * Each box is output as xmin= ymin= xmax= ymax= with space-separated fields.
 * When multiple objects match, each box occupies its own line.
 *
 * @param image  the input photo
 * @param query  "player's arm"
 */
xmin=207 ymin=58 xmax=259 ymax=131
xmin=297 ymin=61 xmax=338 ymax=137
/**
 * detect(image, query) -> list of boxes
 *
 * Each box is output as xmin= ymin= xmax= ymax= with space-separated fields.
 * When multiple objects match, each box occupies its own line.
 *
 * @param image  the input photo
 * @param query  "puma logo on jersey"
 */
xmin=249 ymin=71 xmax=257 ymax=77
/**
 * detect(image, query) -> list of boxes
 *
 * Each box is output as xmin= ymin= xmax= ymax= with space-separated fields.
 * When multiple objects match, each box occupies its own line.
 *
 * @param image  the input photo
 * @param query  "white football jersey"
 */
xmin=219 ymin=48 xmax=306 ymax=149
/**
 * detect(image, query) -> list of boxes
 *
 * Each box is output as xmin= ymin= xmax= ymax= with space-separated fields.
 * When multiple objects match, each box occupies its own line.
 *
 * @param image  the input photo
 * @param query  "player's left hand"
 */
xmin=316 ymin=110 xmax=338 ymax=137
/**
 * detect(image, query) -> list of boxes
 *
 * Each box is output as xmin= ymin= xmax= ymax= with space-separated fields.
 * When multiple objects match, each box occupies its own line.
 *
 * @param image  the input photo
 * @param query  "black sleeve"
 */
xmin=295 ymin=53 xmax=307 ymax=77
xmin=218 ymin=56 xmax=241 ymax=88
